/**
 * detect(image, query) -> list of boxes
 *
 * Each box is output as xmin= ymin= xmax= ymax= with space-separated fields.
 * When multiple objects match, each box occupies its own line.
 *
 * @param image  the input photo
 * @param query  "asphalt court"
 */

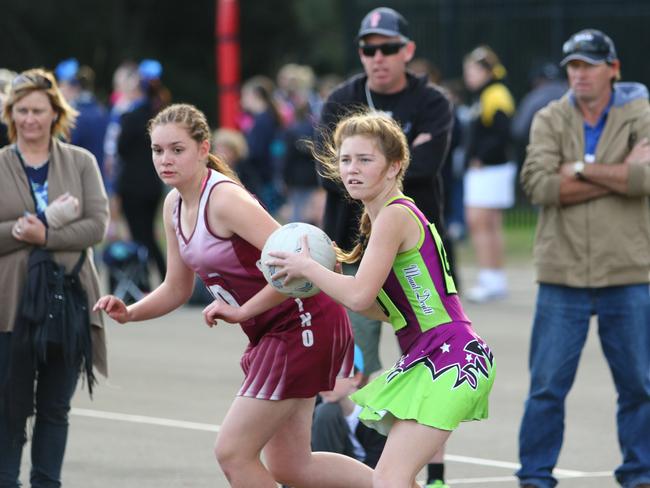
xmin=18 ymin=264 xmax=623 ymax=487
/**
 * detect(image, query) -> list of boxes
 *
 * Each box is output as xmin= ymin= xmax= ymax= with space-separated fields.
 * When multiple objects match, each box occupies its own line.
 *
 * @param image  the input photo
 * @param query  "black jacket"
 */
xmin=318 ymin=72 xmax=453 ymax=250
xmin=116 ymin=100 xmax=163 ymax=199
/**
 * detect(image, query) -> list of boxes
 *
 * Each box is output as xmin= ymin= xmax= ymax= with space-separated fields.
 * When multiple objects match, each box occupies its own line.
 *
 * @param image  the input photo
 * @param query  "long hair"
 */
xmin=464 ymin=45 xmax=507 ymax=80
xmin=242 ymin=75 xmax=282 ymax=126
xmin=2 ymin=68 xmax=78 ymax=142
xmin=315 ymin=111 xmax=410 ymax=263
xmin=148 ymin=103 xmax=240 ymax=183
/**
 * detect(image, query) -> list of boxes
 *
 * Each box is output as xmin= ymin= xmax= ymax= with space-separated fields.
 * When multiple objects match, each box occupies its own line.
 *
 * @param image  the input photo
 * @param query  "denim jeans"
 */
xmin=0 ymin=333 xmax=80 ymax=488
xmin=517 ymin=284 xmax=650 ymax=488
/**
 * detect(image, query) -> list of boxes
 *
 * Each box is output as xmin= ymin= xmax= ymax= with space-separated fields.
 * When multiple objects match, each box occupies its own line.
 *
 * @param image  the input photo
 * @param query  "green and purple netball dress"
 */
xmin=351 ymin=197 xmax=495 ymax=434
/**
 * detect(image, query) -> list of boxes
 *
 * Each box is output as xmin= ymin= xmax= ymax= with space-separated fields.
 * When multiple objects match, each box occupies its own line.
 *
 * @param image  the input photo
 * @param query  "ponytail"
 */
xmin=336 ymin=210 xmax=371 ymax=264
xmin=207 ymin=153 xmax=241 ymax=184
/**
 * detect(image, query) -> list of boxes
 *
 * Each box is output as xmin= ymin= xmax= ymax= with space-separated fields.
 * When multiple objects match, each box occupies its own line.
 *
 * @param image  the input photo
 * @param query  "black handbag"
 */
xmin=3 ymin=250 xmax=95 ymax=442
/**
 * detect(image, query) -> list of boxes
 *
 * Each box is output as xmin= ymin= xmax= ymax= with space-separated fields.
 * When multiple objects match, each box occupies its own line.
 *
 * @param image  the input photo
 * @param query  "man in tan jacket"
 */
xmin=517 ymin=29 xmax=650 ymax=488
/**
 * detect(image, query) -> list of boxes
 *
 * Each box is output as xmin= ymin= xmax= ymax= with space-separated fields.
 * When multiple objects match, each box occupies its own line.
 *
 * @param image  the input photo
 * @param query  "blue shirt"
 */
xmin=581 ymin=92 xmax=614 ymax=163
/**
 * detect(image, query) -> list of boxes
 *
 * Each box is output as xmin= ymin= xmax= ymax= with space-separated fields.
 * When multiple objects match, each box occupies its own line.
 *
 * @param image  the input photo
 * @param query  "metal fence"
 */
xmin=345 ymin=0 xmax=650 ymax=228
xmin=348 ymin=0 xmax=650 ymax=100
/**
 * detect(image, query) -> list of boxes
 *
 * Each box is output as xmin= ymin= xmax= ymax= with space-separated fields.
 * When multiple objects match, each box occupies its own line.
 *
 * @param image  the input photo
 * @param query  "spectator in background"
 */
xmin=317 ymin=8 xmax=455 ymax=488
xmin=211 ymin=127 xmax=256 ymax=192
xmin=511 ymin=61 xmax=567 ymax=164
xmin=0 ymin=69 xmax=16 ymax=148
xmin=0 ymin=68 xmax=109 ymax=488
xmin=55 ymin=58 xmax=108 ymax=176
xmin=440 ymin=78 xmax=471 ymax=243
xmin=311 ymin=345 xmax=387 ymax=469
xmin=517 ymin=29 xmax=650 ymax=488
xmin=212 ymin=128 xmax=249 ymax=167
xmin=239 ymin=75 xmax=285 ymax=214
xmin=462 ymin=45 xmax=516 ymax=303
xmin=407 ymin=57 xmax=442 ymax=84
xmin=102 ymin=60 xmax=140 ymax=242
xmin=116 ymin=59 xmax=169 ymax=288
xmin=282 ymin=88 xmax=323 ymax=225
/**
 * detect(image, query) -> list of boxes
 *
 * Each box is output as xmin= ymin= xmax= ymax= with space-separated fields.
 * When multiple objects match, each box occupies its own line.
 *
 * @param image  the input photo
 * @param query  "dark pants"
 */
xmin=0 ymin=333 xmax=80 ymax=488
xmin=121 ymin=192 xmax=166 ymax=284
xmin=517 ymin=284 xmax=650 ymax=488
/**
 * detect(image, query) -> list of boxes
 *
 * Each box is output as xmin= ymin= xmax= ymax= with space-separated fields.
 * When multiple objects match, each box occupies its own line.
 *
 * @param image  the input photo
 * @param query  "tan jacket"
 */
xmin=0 ymin=140 xmax=109 ymax=376
xmin=521 ymin=82 xmax=650 ymax=287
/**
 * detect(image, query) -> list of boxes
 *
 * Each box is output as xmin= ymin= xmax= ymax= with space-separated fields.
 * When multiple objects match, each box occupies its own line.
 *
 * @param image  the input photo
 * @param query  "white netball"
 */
xmin=259 ymin=222 xmax=337 ymax=298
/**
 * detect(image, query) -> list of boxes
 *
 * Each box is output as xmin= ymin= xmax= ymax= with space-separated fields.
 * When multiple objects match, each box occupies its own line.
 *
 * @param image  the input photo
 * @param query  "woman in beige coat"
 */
xmin=0 ymin=69 xmax=109 ymax=487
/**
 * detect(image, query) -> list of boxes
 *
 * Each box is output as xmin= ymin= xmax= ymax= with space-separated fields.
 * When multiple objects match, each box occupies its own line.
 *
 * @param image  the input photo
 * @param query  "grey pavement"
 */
xmin=18 ymin=264 xmax=622 ymax=487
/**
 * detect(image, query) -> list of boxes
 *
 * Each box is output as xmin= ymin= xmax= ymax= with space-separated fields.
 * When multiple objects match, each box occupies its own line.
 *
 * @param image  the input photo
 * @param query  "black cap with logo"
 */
xmin=357 ymin=7 xmax=409 ymax=42
xmin=560 ymin=29 xmax=618 ymax=66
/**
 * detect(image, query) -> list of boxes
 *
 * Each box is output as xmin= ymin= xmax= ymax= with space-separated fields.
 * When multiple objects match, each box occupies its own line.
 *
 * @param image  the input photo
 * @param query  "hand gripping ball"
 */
xmin=260 ymin=222 xmax=336 ymax=298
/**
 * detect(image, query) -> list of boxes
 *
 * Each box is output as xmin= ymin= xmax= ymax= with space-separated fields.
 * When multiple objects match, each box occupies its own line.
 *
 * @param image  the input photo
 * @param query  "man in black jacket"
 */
xmin=317 ymin=7 xmax=453 ymax=488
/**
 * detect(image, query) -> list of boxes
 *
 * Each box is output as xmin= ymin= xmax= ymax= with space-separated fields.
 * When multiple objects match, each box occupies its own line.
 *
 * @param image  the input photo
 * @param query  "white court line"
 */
xmin=446 ymin=472 xmax=613 ymax=485
xmin=71 ymin=408 xmax=614 ymax=484
xmin=446 ymin=454 xmax=588 ymax=476
xmin=71 ymin=408 xmax=219 ymax=433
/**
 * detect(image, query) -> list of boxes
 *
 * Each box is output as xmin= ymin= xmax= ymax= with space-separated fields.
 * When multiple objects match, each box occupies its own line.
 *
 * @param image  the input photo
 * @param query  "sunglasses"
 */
xmin=563 ymin=37 xmax=612 ymax=58
xmin=11 ymin=73 xmax=53 ymax=90
xmin=360 ymin=42 xmax=406 ymax=57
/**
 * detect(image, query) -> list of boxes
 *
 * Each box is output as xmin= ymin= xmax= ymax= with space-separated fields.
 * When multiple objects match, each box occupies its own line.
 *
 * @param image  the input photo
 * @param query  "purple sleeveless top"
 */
xmin=378 ymin=197 xmax=470 ymax=353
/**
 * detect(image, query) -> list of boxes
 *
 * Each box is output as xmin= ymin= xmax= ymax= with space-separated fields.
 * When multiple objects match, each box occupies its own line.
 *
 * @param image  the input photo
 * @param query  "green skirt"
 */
xmin=351 ymin=341 xmax=495 ymax=435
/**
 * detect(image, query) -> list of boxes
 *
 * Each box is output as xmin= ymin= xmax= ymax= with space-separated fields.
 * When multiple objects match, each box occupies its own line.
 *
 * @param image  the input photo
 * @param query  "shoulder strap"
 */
xmin=70 ymin=250 xmax=86 ymax=276
xmin=14 ymin=146 xmax=39 ymax=209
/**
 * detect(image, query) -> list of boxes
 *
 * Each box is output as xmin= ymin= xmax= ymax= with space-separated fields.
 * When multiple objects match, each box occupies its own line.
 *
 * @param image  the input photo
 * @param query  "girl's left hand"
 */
xmin=203 ymin=299 xmax=243 ymax=326
xmin=267 ymin=235 xmax=312 ymax=285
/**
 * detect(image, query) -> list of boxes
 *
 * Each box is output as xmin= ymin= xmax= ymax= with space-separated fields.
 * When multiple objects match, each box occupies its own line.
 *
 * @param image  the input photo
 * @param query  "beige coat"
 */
xmin=520 ymin=83 xmax=650 ymax=287
xmin=0 ymin=140 xmax=109 ymax=376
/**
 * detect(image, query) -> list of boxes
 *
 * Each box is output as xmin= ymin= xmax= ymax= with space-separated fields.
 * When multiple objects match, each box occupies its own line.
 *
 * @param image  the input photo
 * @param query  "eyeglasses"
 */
xmin=11 ymin=73 xmax=53 ymax=90
xmin=359 ymin=42 xmax=406 ymax=57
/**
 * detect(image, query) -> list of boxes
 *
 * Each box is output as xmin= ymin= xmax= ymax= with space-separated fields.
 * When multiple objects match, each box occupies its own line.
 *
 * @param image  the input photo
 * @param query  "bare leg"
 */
xmin=215 ymin=395 xmax=373 ymax=488
xmin=264 ymin=397 xmax=374 ymax=488
xmin=374 ymin=420 xmax=451 ymax=488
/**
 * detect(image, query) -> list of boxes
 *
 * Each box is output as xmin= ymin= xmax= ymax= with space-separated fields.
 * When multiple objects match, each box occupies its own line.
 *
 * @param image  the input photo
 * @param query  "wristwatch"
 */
xmin=573 ymin=160 xmax=585 ymax=179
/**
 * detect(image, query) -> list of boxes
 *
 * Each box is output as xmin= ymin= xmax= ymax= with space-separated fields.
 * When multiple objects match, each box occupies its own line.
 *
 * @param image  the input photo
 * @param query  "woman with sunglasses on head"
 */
xmin=0 ymin=68 xmax=109 ymax=487
xmin=261 ymin=112 xmax=495 ymax=488
xmin=94 ymin=103 xmax=387 ymax=488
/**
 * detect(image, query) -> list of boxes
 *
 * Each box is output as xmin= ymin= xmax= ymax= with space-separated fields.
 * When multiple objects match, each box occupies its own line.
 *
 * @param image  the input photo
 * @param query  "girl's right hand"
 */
xmin=93 ymin=295 xmax=131 ymax=324
xmin=202 ymin=299 xmax=244 ymax=326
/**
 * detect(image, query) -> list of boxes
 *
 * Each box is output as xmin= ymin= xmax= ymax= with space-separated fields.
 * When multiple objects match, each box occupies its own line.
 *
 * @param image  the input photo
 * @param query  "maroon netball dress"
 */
xmin=174 ymin=169 xmax=354 ymax=399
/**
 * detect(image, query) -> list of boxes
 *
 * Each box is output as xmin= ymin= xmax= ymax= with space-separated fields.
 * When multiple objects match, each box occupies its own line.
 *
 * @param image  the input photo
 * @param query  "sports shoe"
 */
xmin=425 ymin=481 xmax=450 ymax=488
xmin=465 ymin=284 xmax=507 ymax=303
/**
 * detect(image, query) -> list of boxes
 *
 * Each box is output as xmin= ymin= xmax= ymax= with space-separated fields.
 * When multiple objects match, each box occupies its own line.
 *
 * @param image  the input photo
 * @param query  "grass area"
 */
xmin=455 ymin=224 xmax=537 ymax=266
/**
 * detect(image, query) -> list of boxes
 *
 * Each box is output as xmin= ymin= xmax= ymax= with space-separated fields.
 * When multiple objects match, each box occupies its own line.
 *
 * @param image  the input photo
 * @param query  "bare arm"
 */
xmin=202 ymin=183 xmax=289 ymax=325
xmin=94 ymin=191 xmax=195 ymax=323
xmin=267 ymin=205 xmax=415 ymax=313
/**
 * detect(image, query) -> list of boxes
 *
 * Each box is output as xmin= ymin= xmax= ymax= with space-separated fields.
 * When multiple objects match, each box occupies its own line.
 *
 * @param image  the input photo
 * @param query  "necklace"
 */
xmin=364 ymin=81 xmax=393 ymax=118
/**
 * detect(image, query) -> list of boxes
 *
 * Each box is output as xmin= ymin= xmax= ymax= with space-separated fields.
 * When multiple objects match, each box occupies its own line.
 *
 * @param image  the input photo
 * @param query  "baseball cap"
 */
xmin=560 ymin=29 xmax=617 ymax=66
xmin=357 ymin=7 xmax=409 ymax=41
xmin=138 ymin=59 xmax=162 ymax=81
xmin=55 ymin=58 xmax=79 ymax=83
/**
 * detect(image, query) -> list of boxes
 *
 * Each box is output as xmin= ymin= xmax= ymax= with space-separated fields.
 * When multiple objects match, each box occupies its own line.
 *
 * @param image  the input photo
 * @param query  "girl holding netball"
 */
xmin=264 ymin=112 xmax=496 ymax=488
xmin=94 ymin=104 xmax=382 ymax=488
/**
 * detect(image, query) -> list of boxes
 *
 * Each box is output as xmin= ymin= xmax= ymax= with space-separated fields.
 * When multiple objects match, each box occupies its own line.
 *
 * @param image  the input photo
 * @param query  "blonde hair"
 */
xmin=316 ymin=112 xmax=410 ymax=263
xmin=2 ymin=68 xmax=78 ymax=142
xmin=148 ymin=103 xmax=240 ymax=183
xmin=212 ymin=128 xmax=249 ymax=163
xmin=465 ymin=45 xmax=507 ymax=80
